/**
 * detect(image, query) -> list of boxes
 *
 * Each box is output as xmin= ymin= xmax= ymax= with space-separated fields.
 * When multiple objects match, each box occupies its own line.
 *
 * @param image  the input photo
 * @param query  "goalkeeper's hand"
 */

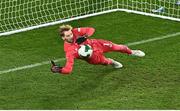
xmin=75 ymin=35 xmax=87 ymax=45
xmin=50 ymin=60 xmax=62 ymax=73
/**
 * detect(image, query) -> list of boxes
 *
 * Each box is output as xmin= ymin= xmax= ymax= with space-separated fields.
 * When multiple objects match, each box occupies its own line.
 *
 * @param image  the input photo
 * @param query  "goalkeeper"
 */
xmin=51 ymin=25 xmax=145 ymax=74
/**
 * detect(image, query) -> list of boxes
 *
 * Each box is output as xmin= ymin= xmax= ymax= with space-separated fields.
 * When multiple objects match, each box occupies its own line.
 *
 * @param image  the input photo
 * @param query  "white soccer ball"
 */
xmin=78 ymin=44 xmax=93 ymax=58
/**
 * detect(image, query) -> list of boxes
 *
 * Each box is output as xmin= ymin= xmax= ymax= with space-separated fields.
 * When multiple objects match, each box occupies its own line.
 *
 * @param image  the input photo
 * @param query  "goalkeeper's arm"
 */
xmin=75 ymin=27 xmax=95 ymax=37
xmin=51 ymin=53 xmax=75 ymax=74
xmin=75 ymin=27 xmax=95 ymax=44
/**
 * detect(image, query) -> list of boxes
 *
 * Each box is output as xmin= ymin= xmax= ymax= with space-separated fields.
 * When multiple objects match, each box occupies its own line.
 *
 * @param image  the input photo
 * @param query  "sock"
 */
xmin=111 ymin=44 xmax=132 ymax=54
xmin=102 ymin=57 xmax=113 ymax=65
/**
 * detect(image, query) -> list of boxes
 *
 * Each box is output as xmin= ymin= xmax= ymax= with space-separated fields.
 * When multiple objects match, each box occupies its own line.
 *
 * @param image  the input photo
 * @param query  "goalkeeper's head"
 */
xmin=59 ymin=24 xmax=73 ymax=43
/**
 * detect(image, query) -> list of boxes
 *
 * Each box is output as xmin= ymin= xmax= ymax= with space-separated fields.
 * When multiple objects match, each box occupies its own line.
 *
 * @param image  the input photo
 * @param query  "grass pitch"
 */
xmin=0 ymin=12 xmax=180 ymax=109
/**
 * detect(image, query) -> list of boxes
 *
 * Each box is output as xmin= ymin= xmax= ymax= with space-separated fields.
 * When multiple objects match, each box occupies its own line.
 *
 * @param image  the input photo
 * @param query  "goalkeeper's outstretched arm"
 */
xmin=74 ymin=27 xmax=95 ymax=37
xmin=51 ymin=52 xmax=75 ymax=74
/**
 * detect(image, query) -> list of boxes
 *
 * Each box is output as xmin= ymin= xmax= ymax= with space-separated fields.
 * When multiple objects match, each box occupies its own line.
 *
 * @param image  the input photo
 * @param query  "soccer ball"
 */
xmin=78 ymin=44 xmax=93 ymax=58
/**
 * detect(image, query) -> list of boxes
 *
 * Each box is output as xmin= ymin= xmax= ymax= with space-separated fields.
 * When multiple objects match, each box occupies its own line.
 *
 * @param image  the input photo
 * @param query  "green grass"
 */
xmin=0 ymin=11 xmax=180 ymax=109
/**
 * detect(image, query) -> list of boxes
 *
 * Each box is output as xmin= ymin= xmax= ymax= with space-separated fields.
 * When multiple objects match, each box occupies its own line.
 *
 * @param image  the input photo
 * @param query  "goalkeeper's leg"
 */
xmin=87 ymin=52 xmax=123 ymax=69
xmin=99 ymin=56 xmax=123 ymax=69
xmin=111 ymin=44 xmax=132 ymax=54
xmin=110 ymin=44 xmax=145 ymax=57
xmin=99 ymin=40 xmax=145 ymax=57
xmin=95 ymin=39 xmax=132 ymax=54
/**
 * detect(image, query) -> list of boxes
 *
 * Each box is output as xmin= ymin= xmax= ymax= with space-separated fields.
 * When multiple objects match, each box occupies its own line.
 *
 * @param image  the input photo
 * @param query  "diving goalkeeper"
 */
xmin=51 ymin=25 xmax=145 ymax=74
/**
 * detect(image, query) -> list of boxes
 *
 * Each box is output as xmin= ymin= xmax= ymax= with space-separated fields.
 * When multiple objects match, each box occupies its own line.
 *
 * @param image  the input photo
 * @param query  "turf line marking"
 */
xmin=0 ymin=58 xmax=65 ymax=75
xmin=0 ymin=32 xmax=179 ymax=75
xmin=126 ymin=32 xmax=180 ymax=46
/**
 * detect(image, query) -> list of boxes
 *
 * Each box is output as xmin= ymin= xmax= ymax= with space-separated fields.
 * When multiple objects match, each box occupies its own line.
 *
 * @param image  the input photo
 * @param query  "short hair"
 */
xmin=59 ymin=25 xmax=73 ymax=37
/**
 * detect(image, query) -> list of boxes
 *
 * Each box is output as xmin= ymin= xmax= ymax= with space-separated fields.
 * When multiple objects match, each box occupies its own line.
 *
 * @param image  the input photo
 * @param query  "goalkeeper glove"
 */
xmin=50 ymin=60 xmax=62 ymax=73
xmin=75 ymin=36 xmax=87 ymax=45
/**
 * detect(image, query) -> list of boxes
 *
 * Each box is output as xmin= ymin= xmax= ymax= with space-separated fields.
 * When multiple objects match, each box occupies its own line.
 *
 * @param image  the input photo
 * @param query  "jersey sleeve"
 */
xmin=73 ymin=27 xmax=95 ymax=37
xmin=61 ymin=51 xmax=75 ymax=74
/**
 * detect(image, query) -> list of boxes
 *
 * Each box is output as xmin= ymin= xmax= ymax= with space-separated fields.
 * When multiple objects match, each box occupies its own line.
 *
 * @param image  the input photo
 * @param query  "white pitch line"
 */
xmin=0 ymin=32 xmax=180 ymax=75
xmin=126 ymin=32 xmax=180 ymax=46
xmin=0 ymin=58 xmax=65 ymax=75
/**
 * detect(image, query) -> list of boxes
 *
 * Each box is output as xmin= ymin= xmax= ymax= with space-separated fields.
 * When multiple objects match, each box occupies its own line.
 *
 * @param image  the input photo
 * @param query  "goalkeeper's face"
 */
xmin=62 ymin=30 xmax=73 ymax=43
